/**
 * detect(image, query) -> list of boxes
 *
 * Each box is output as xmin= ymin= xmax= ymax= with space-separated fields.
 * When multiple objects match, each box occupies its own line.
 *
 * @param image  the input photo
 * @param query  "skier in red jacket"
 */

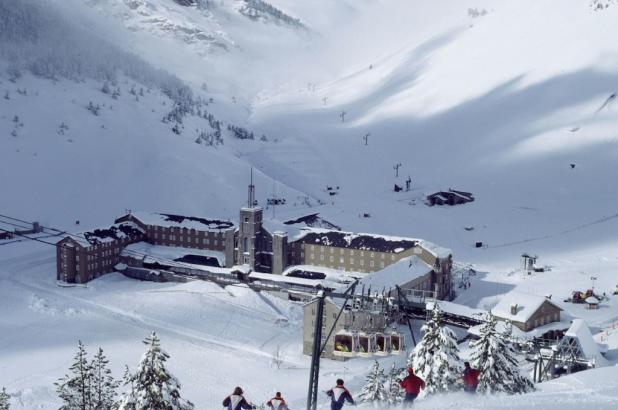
xmin=266 ymin=392 xmax=289 ymax=410
xmin=399 ymin=368 xmax=425 ymax=406
xmin=462 ymin=362 xmax=480 ymax=393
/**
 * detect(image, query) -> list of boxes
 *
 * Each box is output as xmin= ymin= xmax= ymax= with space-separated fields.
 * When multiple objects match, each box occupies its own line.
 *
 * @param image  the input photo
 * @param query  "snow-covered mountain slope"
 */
xmin=2 ymin=0 xmax=618 ymax=267
xmin=0 ymin=0 xmax=313 ymax=230
xmin=249 ymin=0 xmax=618 ymax=268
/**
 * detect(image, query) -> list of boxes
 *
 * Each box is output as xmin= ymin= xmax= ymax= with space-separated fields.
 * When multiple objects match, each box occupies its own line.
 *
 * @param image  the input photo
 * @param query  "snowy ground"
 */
xmin=2 ymin=239 xmax=618 ymax=409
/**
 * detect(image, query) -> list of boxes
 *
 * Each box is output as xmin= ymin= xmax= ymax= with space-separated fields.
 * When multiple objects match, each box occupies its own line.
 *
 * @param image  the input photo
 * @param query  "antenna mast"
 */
xmin=248 ymin=167 xmax=256 ymax=208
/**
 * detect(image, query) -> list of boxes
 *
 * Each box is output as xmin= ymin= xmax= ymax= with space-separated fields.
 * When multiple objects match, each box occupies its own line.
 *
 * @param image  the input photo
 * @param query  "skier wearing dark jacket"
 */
xmin=462 ymin=362 xmax=480 ymax=393
xmin=326 ymin=379 xmax=354 ymax=410
xmin=223 ymin=387 xmax=255 ymax=410
xmin=399 ymin=368 xmax=425 ymax=406
xmin=266 ymin=392 xmax=289 ymax=410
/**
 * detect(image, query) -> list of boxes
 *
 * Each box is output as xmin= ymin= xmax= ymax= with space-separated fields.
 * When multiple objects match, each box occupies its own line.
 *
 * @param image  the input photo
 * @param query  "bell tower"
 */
xmin=238 ymin=169 xmax=263 ymax=268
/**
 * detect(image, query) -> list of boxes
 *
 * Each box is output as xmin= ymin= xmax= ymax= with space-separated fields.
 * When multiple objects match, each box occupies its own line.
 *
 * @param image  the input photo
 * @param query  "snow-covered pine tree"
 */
xmin=469 ymin=312 xmax=535 ymax=394
xmin=55 ymin=340 xmax=94 ymax=410
xmin=91 ymin=348 xmax=119 ymax=410
xmin=408 ymin=303 xmax=463 ymax=394
xmin=386 ymin=363 xmax=403 ymax=406
xmin=500 ymin=322 xmax=534 ymax=394
xmin=0 ymin=387 xmax=10 ymax=410
xmin=117 ymin=332 xmax=194 ymax=410
xmin=358 ymin=360 xmax=387 ymax=405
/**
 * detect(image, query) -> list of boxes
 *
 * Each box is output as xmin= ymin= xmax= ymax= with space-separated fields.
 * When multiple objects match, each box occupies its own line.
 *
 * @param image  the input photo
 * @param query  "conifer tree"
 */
xmin=91 ymin=348 xmax=119 ymax=410
xmin=118 ymin=332 xmax=194 ymax=410
xmin=56 ymin=341 xmax=94 ymax=410
xmin=386 ymin=363 xmax=403 ymax=406
xmin=0 ymin=387 xmax=10 ymax=410
xmin=119 ymin=365 xmax=136 ymax=410
xmin=408 ymin=303 xmax=463 ymax=394
xmin=470 ymin=312 xmax=535 ymax=394
xmin=358 ymin=361 xmax=387 ymax=405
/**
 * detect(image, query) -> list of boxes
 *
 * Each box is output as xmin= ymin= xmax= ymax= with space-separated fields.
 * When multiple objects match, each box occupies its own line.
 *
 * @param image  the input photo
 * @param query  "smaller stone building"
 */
xmin=303 ymin=297 xmax=393 ymax=361
xmin=493 ymin=291 xmax=562 ymax=331
xmin=56 ymin=222 xmax=145 ymax=283
xmin=426 ymin=189 xmax=474 ymax=206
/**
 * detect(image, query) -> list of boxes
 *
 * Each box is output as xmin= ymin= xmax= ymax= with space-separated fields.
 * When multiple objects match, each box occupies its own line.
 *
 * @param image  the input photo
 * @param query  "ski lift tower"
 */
xmin=306 ymin=281 xmax=358 ymax=410
xmin=521 ymin=253 xmax=537 ymax=272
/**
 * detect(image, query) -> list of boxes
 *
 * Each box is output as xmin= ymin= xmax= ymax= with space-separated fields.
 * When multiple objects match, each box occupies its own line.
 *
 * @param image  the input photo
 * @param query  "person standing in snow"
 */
xmin=462 ymin=362 xmax=480 ymax=393
xmin=223 ymin=387 xmax=255 ymax=410
xmin=326 ymin=379 xmax=355 ymax=410
xmin=266 ymin=392 xmax=289 ymax=410
xmin=399 ymin=368 xmax=425 ymax=406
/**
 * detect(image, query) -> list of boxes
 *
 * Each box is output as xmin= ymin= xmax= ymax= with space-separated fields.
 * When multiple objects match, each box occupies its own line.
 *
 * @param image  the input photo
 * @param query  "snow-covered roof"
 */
xmin=121 ymin=241 xmax=226 ymax=267
xmin=417 ymin=239 xmax=451 ymax=258
xmin=585 ymin=296 xmax=600 ymax=304
xmin=468 ymin=318 xmax=568 ymax=340
xmin=292 ymin=228 xmax=415 ymax=253
xmin=262 ymin=218 xmax=302 ymax=240
xmin=427 ymin=300 xmax=487 ymax=322
xmin=248 ymin=271 xmax=330 ymax=288
xmin=292 ymin=228 xmax=450 ymax=258
xmin=282 ymin=213 xmax=341 ymax=230
xmin=564 ymin=319 xmax=608 ymax=365
xmin=65 ymin=222 xmax=144 ymax=247
xmin=359 ymin=256 xmax=433 ymax=289
xmin=124 ymin=211 xmax=235 ymax=232
xmin=282 ymin=264 xmax=357 ymax=284
xmin=492 ymin=291 xmax=562 ymax=323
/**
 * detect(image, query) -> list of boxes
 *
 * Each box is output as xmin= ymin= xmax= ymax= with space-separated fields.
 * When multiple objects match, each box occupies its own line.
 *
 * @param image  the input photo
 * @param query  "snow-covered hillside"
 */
xmin=2 ymin=0 xmax=618 ymax=408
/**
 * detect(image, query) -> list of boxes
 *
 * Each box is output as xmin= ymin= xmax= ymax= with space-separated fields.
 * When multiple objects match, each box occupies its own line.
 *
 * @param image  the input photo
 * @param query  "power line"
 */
xmin=0 ymin=219 xmax=32 ymax=230
xmin=0 ymin=227 xmax=63 ymax=247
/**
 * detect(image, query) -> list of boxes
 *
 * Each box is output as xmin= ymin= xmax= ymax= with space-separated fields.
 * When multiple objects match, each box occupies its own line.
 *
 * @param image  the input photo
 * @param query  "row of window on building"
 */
xmin=308 ymin=252 xmax=389 ymax=269
xmin=307 ymin=245 xmax=396 ymax=259
xmin=534 ymin=313 xmax=560 ymax=328
xmin=151 ymin=231 xmax=221 ymax=247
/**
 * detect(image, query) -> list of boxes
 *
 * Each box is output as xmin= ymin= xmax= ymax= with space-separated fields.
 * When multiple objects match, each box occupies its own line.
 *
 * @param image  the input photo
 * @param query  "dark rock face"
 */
xmin=173 ymin=0 xmax=196 ymax=6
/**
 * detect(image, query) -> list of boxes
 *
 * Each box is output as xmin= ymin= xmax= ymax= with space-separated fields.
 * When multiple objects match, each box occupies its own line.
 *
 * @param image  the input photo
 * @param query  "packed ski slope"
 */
xmin=2 ymin=0 xmax=618 ymax=408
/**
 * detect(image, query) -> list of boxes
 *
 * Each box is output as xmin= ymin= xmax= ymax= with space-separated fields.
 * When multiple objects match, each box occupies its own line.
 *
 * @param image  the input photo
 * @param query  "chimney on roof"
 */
xmin=510 ymin=304 xmax=518 ymax=315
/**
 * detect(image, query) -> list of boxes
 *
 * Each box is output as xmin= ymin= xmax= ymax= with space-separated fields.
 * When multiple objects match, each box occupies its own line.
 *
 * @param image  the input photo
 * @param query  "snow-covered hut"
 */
xmin=585 ymin=296 xmax=600 ymax=310
xmin=492 ymin=291 xmax=562 ymax=331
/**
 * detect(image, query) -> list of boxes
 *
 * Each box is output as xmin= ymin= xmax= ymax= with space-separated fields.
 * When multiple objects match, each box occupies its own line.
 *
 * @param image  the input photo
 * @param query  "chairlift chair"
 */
xmin=333 ymin=330 xmax=357 ymax=358
xmin=375 ymin=332 xmax=391 ymax=356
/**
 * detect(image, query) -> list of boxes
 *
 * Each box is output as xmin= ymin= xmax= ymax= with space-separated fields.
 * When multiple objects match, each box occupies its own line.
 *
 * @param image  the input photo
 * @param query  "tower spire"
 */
xmin=248 ymin=167 xmax=255 ymax=208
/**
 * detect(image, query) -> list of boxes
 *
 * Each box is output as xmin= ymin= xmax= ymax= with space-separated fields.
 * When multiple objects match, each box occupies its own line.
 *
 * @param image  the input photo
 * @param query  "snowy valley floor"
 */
xmin=1 ymin=241 xmax=618 ymax=409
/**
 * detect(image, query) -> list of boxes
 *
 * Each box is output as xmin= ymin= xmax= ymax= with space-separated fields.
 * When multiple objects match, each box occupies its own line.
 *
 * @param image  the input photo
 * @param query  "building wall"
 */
xmin=238 ymin=207 xmax=263 ymax=268
xmin=116 ymin=214 xmax=235 ymax=267
xmin=397 ymin=272 xmax=434 ymax=295
xmin=145 ymin=225 xmax=229 ymax=253
xmin=294 ymin=244 xmax=416 ymax=273
xmin=525 ymin=301 xmax=561 ymax=331
xmin=272 ymin=233 xmax=288 ymax=275
xmin=57 ymin=240 xmax=77 ymax=282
